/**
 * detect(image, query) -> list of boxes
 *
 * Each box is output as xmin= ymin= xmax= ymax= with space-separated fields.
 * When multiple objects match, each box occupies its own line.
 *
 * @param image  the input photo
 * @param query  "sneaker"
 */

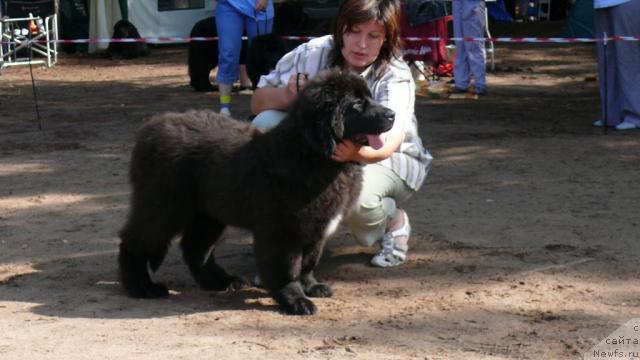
xmin=474 ymin=87 xmax=487 ymax=96
xmin=593 ymin=119 xmax=604 ymax=127
xmin=371 ymin=210 xmax=410 ymax=268
xmin=615 ymin=120 xmax=638 ymax=130
xmin=220 ymin=107 xmax=231 ymax=117
xmin=449 ymin=86 xmax=468 ymax=94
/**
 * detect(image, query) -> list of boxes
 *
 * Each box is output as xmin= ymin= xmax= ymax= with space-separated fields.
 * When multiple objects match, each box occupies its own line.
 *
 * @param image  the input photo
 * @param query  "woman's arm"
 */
xmin=251 ymin=87 xmax=292 ymax=114
xmin=251 ymin=72 xmax=310 ymax=114
xmin=333 ymin=73 xmax=413 ymax=163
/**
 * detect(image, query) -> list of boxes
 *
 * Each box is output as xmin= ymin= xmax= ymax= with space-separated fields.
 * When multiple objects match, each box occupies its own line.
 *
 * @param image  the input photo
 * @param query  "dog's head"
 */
xmin=289 ymin=68 xmax=395 ymax=158
xmin=112 ymin=20 xmax=142 ymax=39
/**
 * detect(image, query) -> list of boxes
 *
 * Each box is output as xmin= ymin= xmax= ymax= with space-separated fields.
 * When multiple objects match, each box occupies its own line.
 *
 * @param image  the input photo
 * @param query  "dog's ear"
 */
xmin=292 ymin=68 xmax=352 ymax=158
xmin=303 ymin=110 xmax=341 ymax=158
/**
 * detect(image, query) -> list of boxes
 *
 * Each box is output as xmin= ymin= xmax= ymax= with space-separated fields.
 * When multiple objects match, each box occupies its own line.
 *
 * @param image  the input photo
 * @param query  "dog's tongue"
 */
xmin=367 ymin=134 xmax=385 ymax=150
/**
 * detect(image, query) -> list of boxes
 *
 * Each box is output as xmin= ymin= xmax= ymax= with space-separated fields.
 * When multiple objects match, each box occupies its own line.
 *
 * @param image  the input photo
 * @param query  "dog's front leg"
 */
xmin=254 ymin=233 xmax=317 ymax=315
xmin=300 ymin=240 xmax=333 ymax=298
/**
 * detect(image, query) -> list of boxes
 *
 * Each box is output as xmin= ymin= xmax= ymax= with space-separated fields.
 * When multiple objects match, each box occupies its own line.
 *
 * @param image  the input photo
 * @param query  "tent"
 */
xmin=88 ymin=0 xmax=215 ymax=52
xmin=564 ymin=0 xmax=594 ymax=37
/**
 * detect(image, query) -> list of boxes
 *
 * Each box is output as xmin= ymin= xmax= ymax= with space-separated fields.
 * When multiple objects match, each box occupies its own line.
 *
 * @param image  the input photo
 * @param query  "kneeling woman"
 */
xmin=250 ymin=0 xmax=432 ymax=267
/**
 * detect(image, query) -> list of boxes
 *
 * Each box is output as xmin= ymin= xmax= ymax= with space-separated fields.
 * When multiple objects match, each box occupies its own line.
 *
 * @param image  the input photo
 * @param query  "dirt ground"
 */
xmin=1 ymin=21 xmax=639 ymax=359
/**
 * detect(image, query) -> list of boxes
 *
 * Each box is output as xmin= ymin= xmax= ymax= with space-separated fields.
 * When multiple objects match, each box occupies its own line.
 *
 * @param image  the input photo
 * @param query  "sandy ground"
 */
xmin=1 ymin=22 xmax=639 ymax=359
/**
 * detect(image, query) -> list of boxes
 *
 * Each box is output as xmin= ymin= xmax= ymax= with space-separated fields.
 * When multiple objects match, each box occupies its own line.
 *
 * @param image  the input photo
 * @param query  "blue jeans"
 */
xmin=215 ymin=0 xmax=273 ymax=84
xmin=452 ymin=0 xmax=487 ymax=90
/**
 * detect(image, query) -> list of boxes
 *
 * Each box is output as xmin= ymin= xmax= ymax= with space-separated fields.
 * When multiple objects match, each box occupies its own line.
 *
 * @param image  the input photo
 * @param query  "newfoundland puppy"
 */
xmin=106 ymin=20 xmax=149 ymax=59
xmin=187 ymin=16 xmax=219 ymax=91
xmin=118 ymin=69 xmax=395 ymax=315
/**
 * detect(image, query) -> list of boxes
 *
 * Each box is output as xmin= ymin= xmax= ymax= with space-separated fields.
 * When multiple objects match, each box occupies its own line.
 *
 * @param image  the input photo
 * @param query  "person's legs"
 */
xmin=241 ymin=17 xmax=274 ymax=90
xmin=463 ymin=0 xmax=487 ymax=92
xmin=519 ymin=0 xmax=531 ymax=19
xmin=244 ymin=16 xmax=274 ymax=41
xmin=594 ymin=6 xmax=622 ymax=127
xmin=215 ymin=1 xmax=245 ymax=116
xmin=611 ymin=0 xmax=640 ymax=129
xmin=343 ymin=164 xmax=415 ymax=267
xmin=452 ymin=0 xmax=470 ymax=91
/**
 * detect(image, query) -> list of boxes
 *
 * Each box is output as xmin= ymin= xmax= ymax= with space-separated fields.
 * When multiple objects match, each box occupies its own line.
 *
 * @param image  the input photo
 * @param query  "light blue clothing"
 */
xmin=215 ymin=0 xmax=274 ymax=84
xmin=252 ymin=110 xmax=287 ymax=132
xmin=594 ymin=0 xmax=631 ymax=9
xmin=594 ymin=0 xmax=640 ymax=126
xmin=452 ymin=0 xmax=487 ymax=91
xmin=224 ymin=0 xmax=275 ymax=19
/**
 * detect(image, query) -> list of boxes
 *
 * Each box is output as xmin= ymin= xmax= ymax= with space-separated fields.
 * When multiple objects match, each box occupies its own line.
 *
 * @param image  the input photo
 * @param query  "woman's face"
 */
xmin=341 ymin=20 xmax=386 ymax=73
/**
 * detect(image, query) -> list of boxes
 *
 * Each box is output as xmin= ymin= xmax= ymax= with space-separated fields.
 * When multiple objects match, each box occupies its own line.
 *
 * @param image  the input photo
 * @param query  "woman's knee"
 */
xmin=251 ymin=110 xmax=286 ymax=132
xmin=346 ymin=197 xmax=397 ymax=247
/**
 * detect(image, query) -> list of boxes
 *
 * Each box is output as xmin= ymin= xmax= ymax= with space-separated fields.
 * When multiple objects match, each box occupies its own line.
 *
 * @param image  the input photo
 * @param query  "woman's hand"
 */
xmin=331 ymin=140 xmax=363 ymax=162
xmin=285 ymin=73 xmax=308 ymax=103
xmin=251 ymin=73 xmax=308 ymax=114
xmin=255 ymin=0 xmax=268 ymax=11
xmin=332 ymin=130 xmax=404 ymax=164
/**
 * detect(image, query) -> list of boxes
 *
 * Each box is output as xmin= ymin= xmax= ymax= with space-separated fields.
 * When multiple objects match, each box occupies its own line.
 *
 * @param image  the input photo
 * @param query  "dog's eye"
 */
xmin=351 ymin=100 xmax=365 ymax=112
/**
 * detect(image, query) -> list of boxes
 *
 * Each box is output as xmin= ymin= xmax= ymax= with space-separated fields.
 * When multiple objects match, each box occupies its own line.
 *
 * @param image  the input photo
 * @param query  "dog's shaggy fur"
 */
xmin=118 ymin=69 xmax=395 ymax=315
xmin=246 ymin=33 xmax=296 ymax=89
xmin=188 ymin=17 xmax=220 ymax=91
xmin=106 ymin=20 xmax=149 ymax=59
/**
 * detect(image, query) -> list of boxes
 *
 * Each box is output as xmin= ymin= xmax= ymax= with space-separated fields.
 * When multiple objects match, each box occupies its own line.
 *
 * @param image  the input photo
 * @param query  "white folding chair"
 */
xmin=484 ymin=4 xmax=495 ymax=71
xmin=1 ymin=0 xmax=58 ymax=69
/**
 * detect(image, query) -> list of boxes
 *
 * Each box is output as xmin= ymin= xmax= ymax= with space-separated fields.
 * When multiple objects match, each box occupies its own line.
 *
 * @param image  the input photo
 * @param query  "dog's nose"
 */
xmin=384 ymin=108 xmax=395 ymax=121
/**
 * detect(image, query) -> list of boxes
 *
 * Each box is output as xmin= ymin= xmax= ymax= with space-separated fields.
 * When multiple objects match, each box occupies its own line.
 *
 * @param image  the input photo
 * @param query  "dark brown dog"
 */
xmin=118 ymin=69 xmax=394 ymax=315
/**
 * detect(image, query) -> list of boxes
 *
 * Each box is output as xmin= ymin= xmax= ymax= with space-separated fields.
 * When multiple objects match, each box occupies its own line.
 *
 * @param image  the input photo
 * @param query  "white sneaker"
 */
xmin=593 ymin=119 xmax=604 ymax=127
xmin=371 ymin=211 xmax=410 ymax=268
xmin=615 ymin=120 xmax=638 ymax=130
xmin=220 ymin=107 xmax=231 ymax=117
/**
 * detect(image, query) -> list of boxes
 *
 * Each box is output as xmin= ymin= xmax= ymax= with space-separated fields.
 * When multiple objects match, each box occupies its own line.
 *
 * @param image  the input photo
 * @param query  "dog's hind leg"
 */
xmin=300 ymin=240 xmax=333 ymax=298
xmin=118 ymin=242 xmax=170 ymax=298
xmin=254 ymin=231 xmax=316 ymax=315
xmin=118 ymin=219 xmax=176 ymax=299
xmin=180 ymin=214 xmax=249 ymax=291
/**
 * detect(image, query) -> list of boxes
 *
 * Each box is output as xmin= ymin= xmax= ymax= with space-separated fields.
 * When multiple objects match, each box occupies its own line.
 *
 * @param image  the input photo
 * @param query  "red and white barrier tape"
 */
xmin=2 ymin=35 xmax=639 ymax=45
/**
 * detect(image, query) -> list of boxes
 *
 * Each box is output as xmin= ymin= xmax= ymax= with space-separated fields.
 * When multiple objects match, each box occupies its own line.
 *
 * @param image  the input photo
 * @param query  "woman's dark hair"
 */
xmin=329 ymin=0 xmax=403 ymax=75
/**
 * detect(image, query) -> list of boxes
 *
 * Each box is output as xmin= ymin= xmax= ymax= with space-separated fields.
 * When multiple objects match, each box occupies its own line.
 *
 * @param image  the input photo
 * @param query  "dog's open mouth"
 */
xmin=366 ymin=134 xmax=385 ymax=150
xmin=351 ymin=133 xmax=386 ymax=149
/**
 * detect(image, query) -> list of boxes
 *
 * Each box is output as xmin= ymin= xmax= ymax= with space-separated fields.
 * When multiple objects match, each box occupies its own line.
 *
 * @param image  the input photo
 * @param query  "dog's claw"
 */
xmin=305 ymin=283 xmax=333 ymax=298
xmin=228 ymin=276 xmax=251 ymax=291
xmin=282 ymin=297 xmax=317 ymax=315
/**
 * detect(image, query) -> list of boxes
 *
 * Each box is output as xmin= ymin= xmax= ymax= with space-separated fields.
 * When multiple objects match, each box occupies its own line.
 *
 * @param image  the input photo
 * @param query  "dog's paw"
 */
xmin=281 ymin=297 xmax=317 ymax=316
xmin=228 ymin=276 xmax=251 ymax=291
xmin=125 ymin=282 xmax=169 ymax=299
xmin=198 ymin=275 xmax=249 ymax=292
xmin=305 ymin=283 xmax=333 ymax=298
